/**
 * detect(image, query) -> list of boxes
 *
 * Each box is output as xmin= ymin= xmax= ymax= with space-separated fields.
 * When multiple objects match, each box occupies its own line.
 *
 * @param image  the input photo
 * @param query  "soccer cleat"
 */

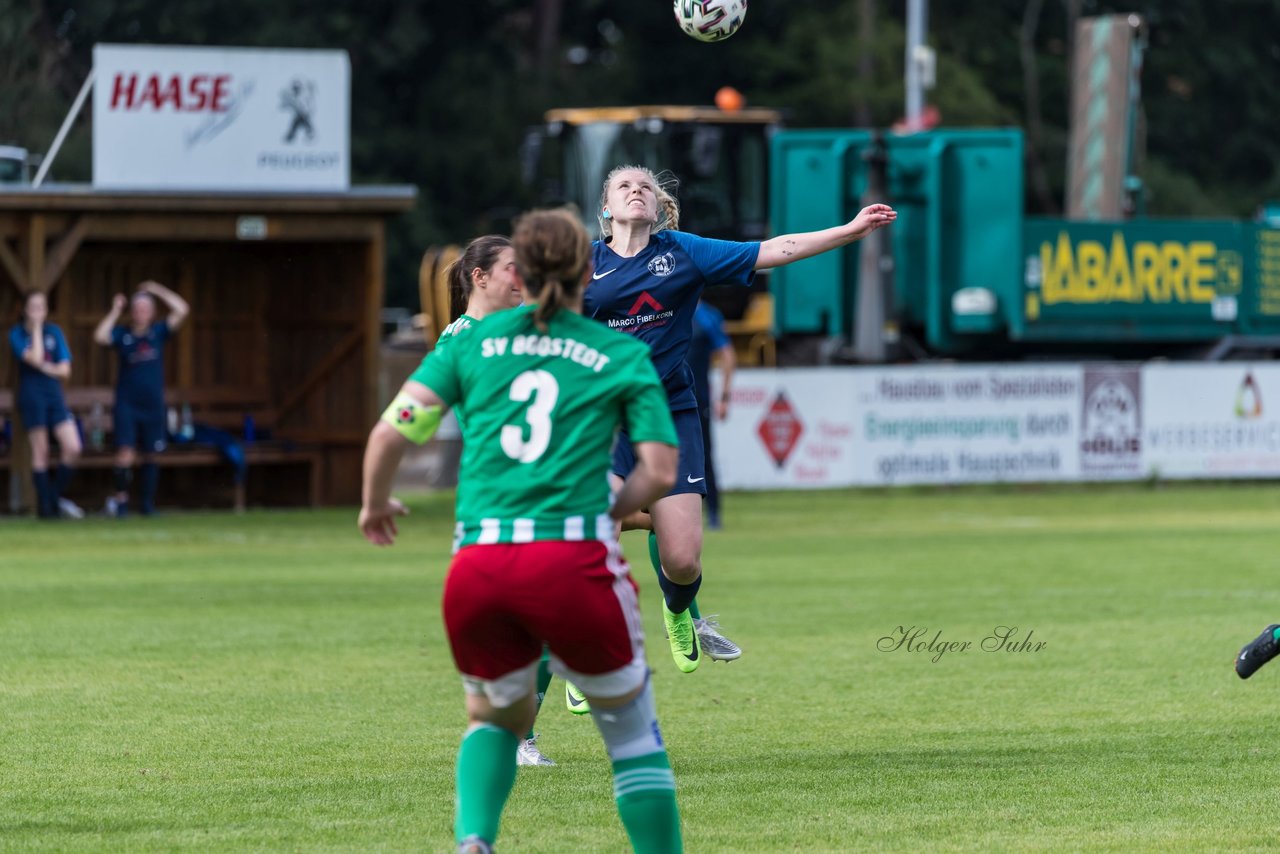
xmin=457 ymin=836 xmax=493 ymax=854
xmin=104 ymin=497 xmax=127 ymax=519
xmin=694 ymin=616 xmax=742 ymax=661
xmin=565 ymin=681 xmax=591 ymax=715
xmin=57 ymin=498 xmax=85 ymax=520
xmin=516 ymin=734 xmax=556 ymax=767
xmin=663 ymin=602 xmax=701 ymax=673
xmin=1236 ymin=624 xmax=1280 ymax=680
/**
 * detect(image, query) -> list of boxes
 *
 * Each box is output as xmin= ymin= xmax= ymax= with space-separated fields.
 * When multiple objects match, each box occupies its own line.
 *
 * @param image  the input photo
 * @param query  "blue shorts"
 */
xmin=612 ymin=407 xmax=706 ymax=497
xmin=18 ymin=386 xmax=71 ymax=430
xmin=114 ymin=400 xmax=167 ymax=454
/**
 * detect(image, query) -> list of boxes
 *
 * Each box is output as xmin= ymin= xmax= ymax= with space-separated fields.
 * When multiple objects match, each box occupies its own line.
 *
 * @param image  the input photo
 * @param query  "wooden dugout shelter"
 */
xmin=0 ymin=185 xmax=415 ymax=510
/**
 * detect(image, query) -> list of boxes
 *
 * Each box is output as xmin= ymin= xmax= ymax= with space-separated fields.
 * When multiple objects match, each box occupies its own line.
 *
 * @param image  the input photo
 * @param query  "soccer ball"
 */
xmin=674 ymin=0 xmax=747 ymax=43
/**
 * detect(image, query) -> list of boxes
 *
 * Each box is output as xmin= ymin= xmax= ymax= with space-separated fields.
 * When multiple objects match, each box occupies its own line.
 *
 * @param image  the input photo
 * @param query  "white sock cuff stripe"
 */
xmin=614 ymin=777 xmax=677 ymax=797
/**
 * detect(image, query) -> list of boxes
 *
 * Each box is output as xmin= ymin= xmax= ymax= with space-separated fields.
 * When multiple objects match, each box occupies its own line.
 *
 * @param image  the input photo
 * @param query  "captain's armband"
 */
xmin=381 ymin=392 xmax=443 ymax=445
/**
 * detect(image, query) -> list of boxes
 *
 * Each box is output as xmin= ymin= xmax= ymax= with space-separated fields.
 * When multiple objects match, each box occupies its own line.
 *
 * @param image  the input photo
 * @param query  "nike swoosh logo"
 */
xmin=687 ymin=476 xmax=705 ymax=483
xmin=592 ymin=269 xmax=618 ymax=280
xmin=567 ymin=693 xmax=587 ymax=707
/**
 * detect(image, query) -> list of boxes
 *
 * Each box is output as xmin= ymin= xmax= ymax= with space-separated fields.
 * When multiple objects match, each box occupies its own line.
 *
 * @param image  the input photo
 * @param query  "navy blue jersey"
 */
xmin=111 ymin=321 xmax=170 ymax=408
xmin=9 ymin=322 xmax=70 ymax=396
xmin=689 ymin=302 xmax=730 ymax=409
xmin=584 ymin=230 xmax=758 ymax=411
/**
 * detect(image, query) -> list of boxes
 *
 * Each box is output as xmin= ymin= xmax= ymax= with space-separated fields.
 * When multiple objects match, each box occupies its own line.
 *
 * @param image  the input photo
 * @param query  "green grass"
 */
xmin=4 ymin=484 xmax=1280 ymax=852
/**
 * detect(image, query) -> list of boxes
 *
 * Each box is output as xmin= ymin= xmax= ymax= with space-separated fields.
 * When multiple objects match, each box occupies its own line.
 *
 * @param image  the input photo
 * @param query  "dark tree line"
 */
xmin=2 ymin=0 xmax=1277 ymax=307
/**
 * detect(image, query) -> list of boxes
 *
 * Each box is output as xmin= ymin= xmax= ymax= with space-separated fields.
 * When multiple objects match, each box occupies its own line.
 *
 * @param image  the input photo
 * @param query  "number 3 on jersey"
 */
xmin=500 ymin=370 xmax=559 ymax=463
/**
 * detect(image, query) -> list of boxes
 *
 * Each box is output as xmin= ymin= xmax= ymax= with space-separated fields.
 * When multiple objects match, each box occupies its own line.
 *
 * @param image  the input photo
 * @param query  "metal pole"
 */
xmin=905 ymin=0 xmax=926 ymax=126
xmin=33 ymin=68 xmax=96 ymax=188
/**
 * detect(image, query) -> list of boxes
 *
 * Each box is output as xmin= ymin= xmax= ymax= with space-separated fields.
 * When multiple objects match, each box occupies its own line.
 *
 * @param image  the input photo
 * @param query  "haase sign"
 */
xmin=93 ymin=44 xmax=349 ymax=191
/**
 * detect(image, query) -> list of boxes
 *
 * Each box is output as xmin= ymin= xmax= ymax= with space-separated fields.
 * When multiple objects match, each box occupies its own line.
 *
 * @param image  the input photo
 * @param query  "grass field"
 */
xmin=4 ymin=483 xmax=1280 ymax=852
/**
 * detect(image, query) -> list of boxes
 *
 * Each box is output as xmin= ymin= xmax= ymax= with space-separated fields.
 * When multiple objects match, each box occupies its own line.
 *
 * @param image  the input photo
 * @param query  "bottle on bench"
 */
xmin=89 ymin=403 xmax=106 ymax=452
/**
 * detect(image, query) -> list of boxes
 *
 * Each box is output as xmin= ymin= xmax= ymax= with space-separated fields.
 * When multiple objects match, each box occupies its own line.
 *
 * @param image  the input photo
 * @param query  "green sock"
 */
xmin=524 ymin=650 xmax=554 ymax=741
xmin=454 ymin=723 xmax=518 ymax=846
xmin=648 ymin=530 xmax=701 ymax=619
xmin=612 ymin=752 xmax=682 ymax=854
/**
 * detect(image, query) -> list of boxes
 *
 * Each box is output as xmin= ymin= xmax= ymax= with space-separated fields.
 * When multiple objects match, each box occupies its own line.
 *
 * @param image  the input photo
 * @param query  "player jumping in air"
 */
xmin=360 ymin=209 xmax=684 ymax=854
xmin=581 ymin=164 xmax=895 ymax=676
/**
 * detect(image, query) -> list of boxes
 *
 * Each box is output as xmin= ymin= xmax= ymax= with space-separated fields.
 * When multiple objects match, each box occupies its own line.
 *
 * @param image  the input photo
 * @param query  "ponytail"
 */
xmin=533 ymin=279 xmax=567 ymax=331
xmin=512 ymin=210 xmax=591 ymax=331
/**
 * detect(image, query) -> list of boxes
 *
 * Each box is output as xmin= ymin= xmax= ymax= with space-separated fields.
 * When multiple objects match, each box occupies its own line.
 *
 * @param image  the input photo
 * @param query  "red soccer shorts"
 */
xmin=442 ymin=539 xmax=647 ymax=706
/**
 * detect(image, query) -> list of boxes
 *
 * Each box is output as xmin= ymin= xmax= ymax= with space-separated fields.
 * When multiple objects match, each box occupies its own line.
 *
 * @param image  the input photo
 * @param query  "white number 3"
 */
xmin=501 ymin=370 xmax=559 ymax=463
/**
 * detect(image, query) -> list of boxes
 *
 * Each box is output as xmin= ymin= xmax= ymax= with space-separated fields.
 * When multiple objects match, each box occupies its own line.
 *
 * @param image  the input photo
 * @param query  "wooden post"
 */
xmin=27 ymin=214 xmax=46 ymax=294
xmin=365 ymin=225 xmax=385 ymax=430
xmin=177 ymin=260 xmax=196 ymax=390
xmin=10 ymin=213 xmax=43 ymax=512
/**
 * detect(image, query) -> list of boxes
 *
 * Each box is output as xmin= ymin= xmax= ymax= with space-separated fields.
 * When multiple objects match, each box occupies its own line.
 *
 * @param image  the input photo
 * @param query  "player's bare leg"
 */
xmin=455 ymin=690 xmax=536 ymax=853
xmin=648 ymin=493 xmax=704 ymax=671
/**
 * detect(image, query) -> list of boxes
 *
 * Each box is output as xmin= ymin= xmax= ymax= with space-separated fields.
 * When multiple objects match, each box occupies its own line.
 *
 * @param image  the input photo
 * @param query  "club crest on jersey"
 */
xmin=647 ymin=252 xmax=676 ymax=277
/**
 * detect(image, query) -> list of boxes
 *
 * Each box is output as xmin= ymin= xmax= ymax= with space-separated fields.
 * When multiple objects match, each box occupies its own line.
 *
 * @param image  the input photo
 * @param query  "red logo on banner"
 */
xmin=757 ymin=392 xmax=804 ymax=468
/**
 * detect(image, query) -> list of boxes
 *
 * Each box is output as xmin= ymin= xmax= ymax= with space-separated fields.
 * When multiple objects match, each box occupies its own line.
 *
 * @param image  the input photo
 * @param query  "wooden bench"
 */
xmin=0 ymin=386 xmax=322 ymax=510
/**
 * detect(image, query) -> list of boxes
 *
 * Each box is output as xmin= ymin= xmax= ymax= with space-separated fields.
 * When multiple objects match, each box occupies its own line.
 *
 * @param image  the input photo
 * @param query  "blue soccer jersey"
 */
xmin=9 ymin=322 xmax=70 ymax=396
xmin=583 ymin=230 xmax=758 ymax=411
xmin=112 ymin=321 xmax=170 ymax=409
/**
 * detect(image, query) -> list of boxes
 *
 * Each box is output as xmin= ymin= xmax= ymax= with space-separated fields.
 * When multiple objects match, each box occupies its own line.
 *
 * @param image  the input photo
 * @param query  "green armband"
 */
xmin=381 ymin=392 xmax=443 ymax=445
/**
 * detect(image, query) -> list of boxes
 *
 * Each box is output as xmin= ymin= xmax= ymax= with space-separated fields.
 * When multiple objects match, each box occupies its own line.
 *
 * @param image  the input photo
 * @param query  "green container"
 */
xmin=1020 ymin=219 xmax=1255 ymax=341
xmin=769 ymin=128 xmax=1024 ymax=352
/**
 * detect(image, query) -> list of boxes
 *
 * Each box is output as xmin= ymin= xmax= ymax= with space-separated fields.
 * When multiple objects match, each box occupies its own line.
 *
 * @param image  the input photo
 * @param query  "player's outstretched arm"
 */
xmin=610 ymin=441 xmax=677 ymax=522
xmin=754 ymin=203 xmax=896 ymax=271
xmin=359 ymin=381 xmax=445 ymax=546
xmin=93 ymin=294 xmax=125 ymax=346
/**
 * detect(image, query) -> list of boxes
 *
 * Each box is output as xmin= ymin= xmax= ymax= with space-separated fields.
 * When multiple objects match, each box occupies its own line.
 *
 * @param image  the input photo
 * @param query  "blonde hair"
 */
xmin=512 ymin=209 xmax=591 ymax=331
xmin=598 ymin=165 xmax=681 ymax=240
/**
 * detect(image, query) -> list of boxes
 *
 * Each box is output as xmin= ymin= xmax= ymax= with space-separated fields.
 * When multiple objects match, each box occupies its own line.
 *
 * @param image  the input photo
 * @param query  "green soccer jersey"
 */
xmin=411 ymin=304 xmax=677 ymax=547
xmin=433 ymin=314 xmax=478 ymax=433
xmin=436 ymin=314 xmax=476 ymax=347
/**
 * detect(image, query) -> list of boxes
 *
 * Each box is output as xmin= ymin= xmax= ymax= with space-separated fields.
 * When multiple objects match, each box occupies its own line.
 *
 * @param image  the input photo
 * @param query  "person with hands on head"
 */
xmin=359 ymin=209 xmax=685 ymax=854
xmin=582 ymin=164 xmax=896 ymax=672
xmin=9 ymin=291 xmax=82 ymax=519
xmin=93 ymin=281 xmax=189 ymax=517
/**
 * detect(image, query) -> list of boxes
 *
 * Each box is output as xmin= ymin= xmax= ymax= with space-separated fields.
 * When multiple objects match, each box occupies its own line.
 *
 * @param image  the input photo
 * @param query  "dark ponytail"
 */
xmin=445 ymin=234 xmax=511 ymax=320
xmin=512 ymin=210 xmax=591 ymax=331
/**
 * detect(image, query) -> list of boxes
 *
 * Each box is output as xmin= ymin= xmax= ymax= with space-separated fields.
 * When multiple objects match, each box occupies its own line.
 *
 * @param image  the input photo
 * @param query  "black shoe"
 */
xmin=1236 ymin=624 xmax=1280 ymax=679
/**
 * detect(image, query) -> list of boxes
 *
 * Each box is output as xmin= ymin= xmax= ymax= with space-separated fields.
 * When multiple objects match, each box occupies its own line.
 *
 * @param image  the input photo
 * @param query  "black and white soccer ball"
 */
xmin=673 ymin=0 xmax=748 ymax=43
